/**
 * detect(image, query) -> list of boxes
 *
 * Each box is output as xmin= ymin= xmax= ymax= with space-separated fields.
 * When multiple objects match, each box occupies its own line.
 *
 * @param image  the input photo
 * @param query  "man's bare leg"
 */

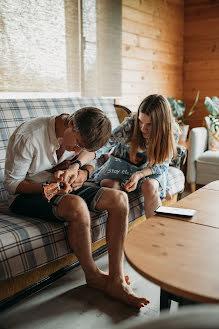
xmin=141 ymin=178 xmax=161 ymax=218
xmin=96 ymin=189 xmax=150 ymax=308
xmin=57 ymin=195 xmax=108 ymax=290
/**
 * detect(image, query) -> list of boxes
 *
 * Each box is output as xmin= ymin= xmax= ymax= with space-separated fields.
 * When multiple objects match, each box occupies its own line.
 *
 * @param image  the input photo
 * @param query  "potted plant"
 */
xmin=168 ymin=90 xmax=200 ymax=143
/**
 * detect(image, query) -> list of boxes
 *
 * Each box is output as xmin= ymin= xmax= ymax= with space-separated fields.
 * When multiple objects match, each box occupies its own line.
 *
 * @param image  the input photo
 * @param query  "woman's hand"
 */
xmin=124 ymin=172 xmax=144 ymax=192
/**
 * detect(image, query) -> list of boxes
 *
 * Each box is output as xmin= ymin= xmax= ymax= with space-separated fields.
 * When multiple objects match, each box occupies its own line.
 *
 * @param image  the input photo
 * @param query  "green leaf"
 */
xmin=167 ymin=98 xmax=185 ymax=119
xmin=204 ymin=96 xmax=219 ymax=116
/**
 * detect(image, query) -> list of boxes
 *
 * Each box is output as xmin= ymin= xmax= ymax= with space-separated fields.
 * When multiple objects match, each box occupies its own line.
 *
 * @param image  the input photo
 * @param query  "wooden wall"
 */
xmin=116 ymin=0 xmax=184 ymax=112
xmin=184 ymin=0 xmax=219 ymax=128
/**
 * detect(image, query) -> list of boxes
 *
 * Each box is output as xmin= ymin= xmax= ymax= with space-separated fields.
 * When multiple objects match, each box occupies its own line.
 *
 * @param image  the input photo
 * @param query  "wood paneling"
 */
xmin=185 ymin=1 xmax=219 ymax=21
xmin=116 ymin=0 xmax=218 ymax=128
xmin=184 ymin=0 xmax=219 ymax=128
xmin=116 ymin=0 xmax=184 ymax=112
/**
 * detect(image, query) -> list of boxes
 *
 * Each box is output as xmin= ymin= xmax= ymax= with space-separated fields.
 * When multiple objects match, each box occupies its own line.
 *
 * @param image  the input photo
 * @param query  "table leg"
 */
xmin=160 ymin=289 xmax=171 ymax=310
xmin=160 ymin=289 xmax=198 ymax=311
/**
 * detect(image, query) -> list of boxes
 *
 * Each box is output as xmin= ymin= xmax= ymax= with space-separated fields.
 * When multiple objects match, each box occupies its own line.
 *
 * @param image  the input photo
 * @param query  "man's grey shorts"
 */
xmin=10 ymin=183 xmax=107 ymax=221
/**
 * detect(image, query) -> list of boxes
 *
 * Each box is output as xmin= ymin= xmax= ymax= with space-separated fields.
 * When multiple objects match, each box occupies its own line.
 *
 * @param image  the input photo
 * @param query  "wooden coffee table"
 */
xmin=124 ymin=181 xmax=219 ymax=309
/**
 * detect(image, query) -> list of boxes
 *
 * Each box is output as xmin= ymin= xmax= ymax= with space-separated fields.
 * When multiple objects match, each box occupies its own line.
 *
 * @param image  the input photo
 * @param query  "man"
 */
xmin=4 ymin=107 xmax=149 ymax=308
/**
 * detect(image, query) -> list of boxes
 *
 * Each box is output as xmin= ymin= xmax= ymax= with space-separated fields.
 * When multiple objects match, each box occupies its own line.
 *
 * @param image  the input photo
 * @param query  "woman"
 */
xmin=93 ymin=94 xmax=180 ymax=218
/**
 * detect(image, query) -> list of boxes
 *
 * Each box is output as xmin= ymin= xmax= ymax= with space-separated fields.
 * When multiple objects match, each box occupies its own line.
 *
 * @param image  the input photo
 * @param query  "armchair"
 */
xmin=187 ymin=117 xmax=219 ymax=192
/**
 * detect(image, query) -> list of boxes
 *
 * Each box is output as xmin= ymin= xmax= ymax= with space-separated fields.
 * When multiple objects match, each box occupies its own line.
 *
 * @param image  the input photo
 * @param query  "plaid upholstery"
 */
xmin=0 ymin=97 xmax=184 ymax=281
xmin=0 ymin=190 xmax=144 ymax=280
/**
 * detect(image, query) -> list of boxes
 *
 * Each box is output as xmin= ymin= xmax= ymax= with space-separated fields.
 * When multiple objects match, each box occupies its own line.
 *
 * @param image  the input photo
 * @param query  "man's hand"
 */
xmin=70 ymin=170 xmax=88 ymax=191
xmin=54 ymin=167 xmax=88 ymax=192
xmin=42 ymin=180 xmax=73 ymax=200
xmin=54 ymin=163 xmax=79 ymax=185
xmin=56 ymin=181 xmax=73 ymax=195
xmin=124 ymin=172 xmax=144 ymax=192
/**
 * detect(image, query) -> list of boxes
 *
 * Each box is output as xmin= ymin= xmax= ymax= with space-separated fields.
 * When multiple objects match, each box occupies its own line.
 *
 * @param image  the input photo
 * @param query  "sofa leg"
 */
xmin=177 ymin=192 xmax=183 ymax=201
xmin=191 ymin=183 xmax=196 ymax=193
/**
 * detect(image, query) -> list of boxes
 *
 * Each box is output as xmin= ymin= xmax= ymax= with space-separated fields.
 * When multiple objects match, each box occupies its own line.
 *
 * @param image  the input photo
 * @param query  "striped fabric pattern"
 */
xmin=0 ymin=190 xmax=144 ymax=280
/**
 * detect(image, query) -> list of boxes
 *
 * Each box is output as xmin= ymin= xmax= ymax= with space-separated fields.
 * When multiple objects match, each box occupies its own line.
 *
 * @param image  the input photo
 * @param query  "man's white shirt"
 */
xmin=4 ymin=116 xmax=94 ymax=205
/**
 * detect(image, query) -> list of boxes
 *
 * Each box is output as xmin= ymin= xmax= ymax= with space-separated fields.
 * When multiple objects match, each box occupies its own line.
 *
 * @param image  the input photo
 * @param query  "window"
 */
xmin=0 ymin=0 xmax=121 ymax=96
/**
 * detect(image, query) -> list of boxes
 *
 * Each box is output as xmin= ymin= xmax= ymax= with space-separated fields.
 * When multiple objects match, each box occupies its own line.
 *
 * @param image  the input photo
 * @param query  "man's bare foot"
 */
xmin=86 ymin=269 xmax=108 ymax=291
xmin=166 ymin=191 xmax=172 ymax=201
xmin=86 ymin=270 xmax=131 ymax=290
xmin=105 ymin=277 xmax=150 ymax=309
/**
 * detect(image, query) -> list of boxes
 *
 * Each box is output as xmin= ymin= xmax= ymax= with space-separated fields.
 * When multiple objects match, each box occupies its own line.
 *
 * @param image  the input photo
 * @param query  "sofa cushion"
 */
xmin=197 ymin=150 xmax=219 ymax=165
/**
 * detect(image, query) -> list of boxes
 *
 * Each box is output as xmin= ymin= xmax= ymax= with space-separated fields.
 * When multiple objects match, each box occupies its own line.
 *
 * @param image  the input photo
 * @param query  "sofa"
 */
xmin=0 ymin=97 xmax=185 ymax=310
xmin=187 ymin=116 xmax=219 ymax=192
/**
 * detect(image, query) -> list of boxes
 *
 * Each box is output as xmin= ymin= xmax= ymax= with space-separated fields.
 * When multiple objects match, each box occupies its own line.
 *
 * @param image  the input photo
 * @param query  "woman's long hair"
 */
xmin=128 ymin=94 xmax=176 ymax=166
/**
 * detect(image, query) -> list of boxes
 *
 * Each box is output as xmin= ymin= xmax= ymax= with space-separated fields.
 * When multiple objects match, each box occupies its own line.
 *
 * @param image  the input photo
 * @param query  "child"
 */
xmin=93 ymin=94 xmax=180 ymax=218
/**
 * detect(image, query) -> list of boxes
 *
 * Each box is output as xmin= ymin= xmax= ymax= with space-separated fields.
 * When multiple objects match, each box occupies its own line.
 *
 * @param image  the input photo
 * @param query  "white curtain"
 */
xmin=0 ymin=0 xmax=121 ymax=97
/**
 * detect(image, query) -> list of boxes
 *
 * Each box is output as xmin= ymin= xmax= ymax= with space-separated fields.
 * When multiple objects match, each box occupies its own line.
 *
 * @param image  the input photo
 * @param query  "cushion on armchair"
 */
xmin=205 ymin=116 xmax=219 ymax=151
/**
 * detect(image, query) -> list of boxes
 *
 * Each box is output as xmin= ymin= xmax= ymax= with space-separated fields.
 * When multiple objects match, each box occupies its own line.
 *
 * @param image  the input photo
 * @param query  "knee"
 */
xmin=58 ymin=195 xmax=89 ymax=223
xmin=106 ymin=189 xmax=129 ymax=212
xmin=141 ymin=179 xmax=159 ymax=196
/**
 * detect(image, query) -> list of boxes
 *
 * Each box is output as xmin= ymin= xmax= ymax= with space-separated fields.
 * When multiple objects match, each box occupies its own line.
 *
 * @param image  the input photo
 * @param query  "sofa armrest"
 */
xmin=186 ymin=127 xmax=208 ymax=184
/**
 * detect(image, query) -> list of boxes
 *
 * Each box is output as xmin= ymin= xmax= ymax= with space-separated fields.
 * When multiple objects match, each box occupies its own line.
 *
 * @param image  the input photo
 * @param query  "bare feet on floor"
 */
xmin=105 ymin=276 xmax=150 ymax=309
xmin=86 ymin=271 xmax=149 ymax=308
xmin=86 ymin=270 xmax=131 ymax=290
xmin=86 ymin=268 xmax=108 ymax=291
